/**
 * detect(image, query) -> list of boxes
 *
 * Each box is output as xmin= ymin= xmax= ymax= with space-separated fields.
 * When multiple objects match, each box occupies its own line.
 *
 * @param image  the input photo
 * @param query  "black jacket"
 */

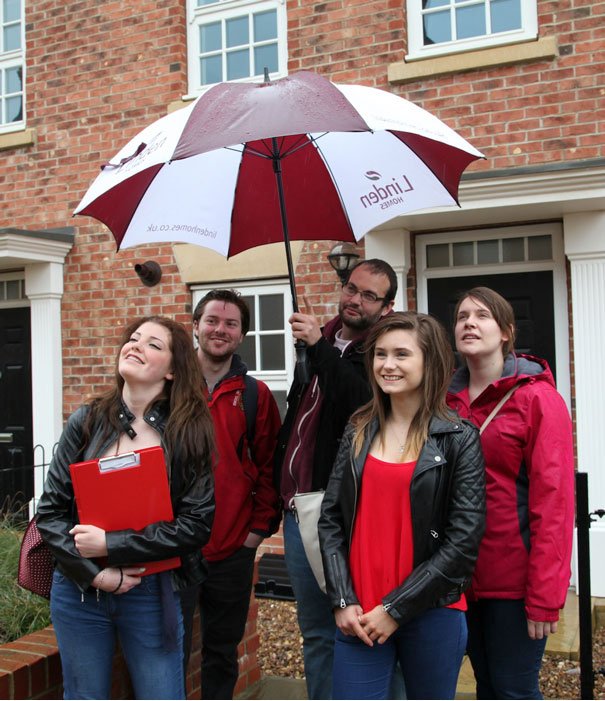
xmin=318 ymin=415 xmax=486 ymax=625
xmin=36 ymin=401 xmax=215 ymax=593
xmin=275 ymin=316 xmax=372 ymax=493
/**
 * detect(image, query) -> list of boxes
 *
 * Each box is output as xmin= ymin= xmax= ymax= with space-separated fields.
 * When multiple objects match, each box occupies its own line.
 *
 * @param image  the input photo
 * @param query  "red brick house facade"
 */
xmin=2 ymin=0 xmax=605 ymax=695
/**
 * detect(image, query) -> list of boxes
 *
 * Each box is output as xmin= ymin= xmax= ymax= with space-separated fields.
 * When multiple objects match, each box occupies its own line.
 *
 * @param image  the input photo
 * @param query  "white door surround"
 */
xmin=0 ymin=228 xmax=74 ymax=508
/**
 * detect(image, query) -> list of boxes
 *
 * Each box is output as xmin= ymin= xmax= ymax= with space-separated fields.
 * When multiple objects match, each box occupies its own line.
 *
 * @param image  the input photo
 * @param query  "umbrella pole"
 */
xmin=272 ymin=138 xmax=310 ymax=384
xmin=271 ymin=143 xmax=299 ymax=313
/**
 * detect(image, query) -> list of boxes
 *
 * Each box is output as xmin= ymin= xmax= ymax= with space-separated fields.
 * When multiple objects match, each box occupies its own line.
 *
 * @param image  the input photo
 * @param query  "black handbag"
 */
xmin=18 ymin=518 xmax=54 ymax=599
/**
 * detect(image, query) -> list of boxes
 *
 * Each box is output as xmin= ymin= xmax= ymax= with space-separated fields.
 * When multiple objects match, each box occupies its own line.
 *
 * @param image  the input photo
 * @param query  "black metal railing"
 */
xmin=575 ymin=471 xmax=605 ymax=700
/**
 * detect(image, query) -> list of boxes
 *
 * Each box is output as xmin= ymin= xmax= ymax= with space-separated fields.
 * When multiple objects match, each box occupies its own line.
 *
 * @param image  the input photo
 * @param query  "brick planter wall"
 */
xmin=0 ymin=551 xmax=275 ymax=700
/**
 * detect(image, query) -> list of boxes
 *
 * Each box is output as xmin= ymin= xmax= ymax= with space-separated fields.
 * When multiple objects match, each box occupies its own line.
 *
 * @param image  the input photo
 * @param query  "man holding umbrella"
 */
xmin=277 ymin=258 xmax=397 ymax=699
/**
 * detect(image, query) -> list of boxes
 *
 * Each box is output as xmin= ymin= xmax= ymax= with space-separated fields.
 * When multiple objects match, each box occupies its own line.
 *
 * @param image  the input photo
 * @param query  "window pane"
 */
xmin=259 ymin=294 xmax=284 ymax=329
xmin=477 ymin=239 xmax=499 ymax=264
xmin=426 ymin=243 xmax=450 ymax=268
xmin=6 ymin=65 xmax=21 ymax=92
xmin=254 ymin=44 xmax=278 ymax=75
xmin=528 ymin=235 xmax=552 ymax=261
xmin=4 ymin=23 xmax=20 ymax=51
xmin=6 ymin=94 xmax=21 ymax=122
xmin=6 ymin=279 xmax=20 ymax=300
xmin=452 ymin=241 xmax=474 ymax=266
xmin=226 ymin=16 xmax=248 ymax=48
xmin=424 ymin=10 xmax=450 ymax=45
xmin=198 ymin=0 xmax=220 ymax=5
xmin=4 ymin=0 xmax=21 ymax=22
xmin=200 ymin=22 xmax=221 ymax=52
xmin=227 ymin=49 xmax=249 ymax=80
xmin=423 ymin=0 xmax=449 ymax=7
xmin=239 ymin=335 xmax=257 ymax=371
xmin=492 ymin=0 xmax=522 ymax=32
xmin=502 ymin=237 xmax=524 ymax=262
xmin=260 ymin=334 xmax=283 ymax=370
xmin=254 ymin=10 xmax=277 ymax=42
xmin=201 ymin=55 xmax=222 ymax=85
xmin=456 ymin=4 xmax=486 ymax=40
xmin=242 ymin=296 xmax=256 ymax=331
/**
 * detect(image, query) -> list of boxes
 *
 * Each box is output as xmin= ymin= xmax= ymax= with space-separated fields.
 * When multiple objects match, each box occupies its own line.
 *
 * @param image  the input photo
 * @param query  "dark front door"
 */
xmin=0 ymin=307 xmax=33 ymax=515
xmin=427 ymin=271 xmax=556 ymax=378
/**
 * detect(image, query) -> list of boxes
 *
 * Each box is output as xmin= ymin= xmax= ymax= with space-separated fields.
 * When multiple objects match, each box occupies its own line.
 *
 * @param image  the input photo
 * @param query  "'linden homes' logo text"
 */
xmin=359 ymin=171 xmax=414 ymax=210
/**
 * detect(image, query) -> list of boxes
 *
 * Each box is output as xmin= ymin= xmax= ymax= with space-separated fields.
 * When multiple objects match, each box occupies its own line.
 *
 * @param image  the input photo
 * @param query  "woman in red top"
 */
xmin=319 ymin=312 xmax=486 ymax=700
xmin=447 ymin=287 xmax=574 ymax=699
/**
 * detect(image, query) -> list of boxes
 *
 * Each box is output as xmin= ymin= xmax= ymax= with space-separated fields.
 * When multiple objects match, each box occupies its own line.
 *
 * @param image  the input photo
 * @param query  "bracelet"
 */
xmin=110 ymin=567 xmax=124 ymax=594
xmin=96 ymin=569 xmax=107 ymax=601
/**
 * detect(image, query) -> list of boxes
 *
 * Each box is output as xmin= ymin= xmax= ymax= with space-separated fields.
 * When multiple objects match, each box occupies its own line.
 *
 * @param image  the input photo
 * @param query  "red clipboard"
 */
xmin=70 ymin=446 xmax=181 ymax=576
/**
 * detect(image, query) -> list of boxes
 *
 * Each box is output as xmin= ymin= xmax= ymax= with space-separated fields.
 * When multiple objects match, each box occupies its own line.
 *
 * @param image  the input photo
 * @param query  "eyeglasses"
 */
xmin=341 ymin=282 xmax=387 ymax=305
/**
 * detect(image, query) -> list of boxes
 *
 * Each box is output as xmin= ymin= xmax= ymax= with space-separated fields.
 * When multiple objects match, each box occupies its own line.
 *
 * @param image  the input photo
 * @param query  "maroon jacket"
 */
xmin=447 ymin=353 xmax=574 ymax=622
xmin=203 ymin=356 xmax=281 ymax=562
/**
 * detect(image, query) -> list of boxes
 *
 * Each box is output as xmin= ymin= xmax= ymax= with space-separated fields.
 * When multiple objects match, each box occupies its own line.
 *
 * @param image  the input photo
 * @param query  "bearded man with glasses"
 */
xmin=275 ymin=259 xmax=397 ymax=700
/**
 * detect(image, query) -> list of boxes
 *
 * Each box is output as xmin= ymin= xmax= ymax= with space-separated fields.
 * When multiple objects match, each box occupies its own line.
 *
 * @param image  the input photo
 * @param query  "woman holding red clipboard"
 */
xmin=36 ymin=316 xmax=215 ymax=700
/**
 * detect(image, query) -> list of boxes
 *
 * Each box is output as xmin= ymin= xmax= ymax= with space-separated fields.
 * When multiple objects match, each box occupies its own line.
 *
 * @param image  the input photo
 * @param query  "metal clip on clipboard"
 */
xmin=97 ymin=452 xmax=142 ymax=472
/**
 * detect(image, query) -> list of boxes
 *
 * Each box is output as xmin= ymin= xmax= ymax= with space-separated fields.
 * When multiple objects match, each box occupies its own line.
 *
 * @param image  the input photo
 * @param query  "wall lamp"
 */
xmin=327 ymin=242 xmax=361 ymax=284
xmin=134 ymin=260 xmax=162 ymax=287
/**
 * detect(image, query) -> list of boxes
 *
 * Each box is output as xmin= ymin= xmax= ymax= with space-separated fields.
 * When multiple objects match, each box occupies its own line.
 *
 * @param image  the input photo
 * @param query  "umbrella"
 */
xmin=74 ymin=70 xmax=484 ymax=313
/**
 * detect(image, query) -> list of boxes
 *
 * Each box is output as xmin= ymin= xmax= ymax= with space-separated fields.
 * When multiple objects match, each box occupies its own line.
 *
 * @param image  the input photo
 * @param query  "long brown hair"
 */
xmin=352 ymin=312 xmax=455 ymax=457
xmin=453 ymin=286 xmax=516 ymax=357
xmin=84 ymin=316 xmax=214 ymax=484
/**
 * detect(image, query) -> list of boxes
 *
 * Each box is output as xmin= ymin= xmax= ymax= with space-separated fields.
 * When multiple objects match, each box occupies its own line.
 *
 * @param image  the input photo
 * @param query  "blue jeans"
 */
xmin=50 ymin=570 xmax=184 ymax=700
xmin=333 ymin=607 xmax=467 ymax=700
xmin=284 ymin=511 xmax=336 ymax=700
xmin=466 ymin=599 xmax=547 ymax=699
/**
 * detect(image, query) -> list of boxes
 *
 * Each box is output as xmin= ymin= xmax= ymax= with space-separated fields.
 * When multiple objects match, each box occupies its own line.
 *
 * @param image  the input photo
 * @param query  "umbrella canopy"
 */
xmin=75 ymin=70 xmax=484 ymax=304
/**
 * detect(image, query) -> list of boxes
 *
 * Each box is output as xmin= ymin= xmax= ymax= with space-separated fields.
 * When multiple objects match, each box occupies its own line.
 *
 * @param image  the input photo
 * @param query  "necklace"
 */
xmin=388 ymin=421 xmax=407 ymax=455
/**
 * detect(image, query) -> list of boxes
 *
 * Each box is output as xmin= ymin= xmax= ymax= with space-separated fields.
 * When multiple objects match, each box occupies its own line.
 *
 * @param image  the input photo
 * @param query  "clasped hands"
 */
xmin=69 ymin=524 xmax=144 ymax=594
xmin=335 ymin=604 xmax=399 ymax=647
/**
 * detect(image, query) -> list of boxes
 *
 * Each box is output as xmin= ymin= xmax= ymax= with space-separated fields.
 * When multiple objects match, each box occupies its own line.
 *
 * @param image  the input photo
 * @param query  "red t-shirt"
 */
xmin=349 ymin=453 xmax=466 ymax=613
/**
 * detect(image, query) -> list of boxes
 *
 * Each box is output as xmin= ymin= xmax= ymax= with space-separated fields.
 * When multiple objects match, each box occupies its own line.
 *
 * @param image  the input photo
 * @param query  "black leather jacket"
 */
xmin=36 ymin=401 xmax=215 ymax=593
xmin=318 ymin=415 xmax=486 ymax=625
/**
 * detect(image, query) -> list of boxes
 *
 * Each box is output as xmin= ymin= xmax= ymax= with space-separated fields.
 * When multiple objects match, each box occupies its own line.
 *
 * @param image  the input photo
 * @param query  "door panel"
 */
xmin=427 ymin=271 xmax=556 ymax=378
xmin=0 ymin=307 xmax=33 ymax=515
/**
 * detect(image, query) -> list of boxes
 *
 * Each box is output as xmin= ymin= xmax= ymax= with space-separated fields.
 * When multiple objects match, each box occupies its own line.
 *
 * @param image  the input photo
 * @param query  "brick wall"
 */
xmin=5 ymin=1 xmax=604 ymax=414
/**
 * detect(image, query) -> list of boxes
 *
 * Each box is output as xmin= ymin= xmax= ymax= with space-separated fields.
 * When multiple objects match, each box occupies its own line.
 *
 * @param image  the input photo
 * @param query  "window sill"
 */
xmin=0 ymin=127 xmax=36 ymax=152
xmin=388 ymin=36 xmax=557 ymax=85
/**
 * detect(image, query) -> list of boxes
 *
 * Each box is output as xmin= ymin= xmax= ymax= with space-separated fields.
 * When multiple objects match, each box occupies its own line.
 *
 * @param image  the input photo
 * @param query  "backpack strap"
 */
xmin=242 ymin=374 xmax=259 ymax=459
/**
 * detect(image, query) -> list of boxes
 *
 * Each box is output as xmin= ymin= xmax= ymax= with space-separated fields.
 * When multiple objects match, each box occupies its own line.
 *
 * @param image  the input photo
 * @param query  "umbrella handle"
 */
xmin=294 ymin=340 xmax=311 ymax=385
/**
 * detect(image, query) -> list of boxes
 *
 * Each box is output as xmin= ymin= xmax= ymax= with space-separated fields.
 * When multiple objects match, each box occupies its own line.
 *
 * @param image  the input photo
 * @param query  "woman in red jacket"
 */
xmin=447 ymin=286 xmax=574 ymax=700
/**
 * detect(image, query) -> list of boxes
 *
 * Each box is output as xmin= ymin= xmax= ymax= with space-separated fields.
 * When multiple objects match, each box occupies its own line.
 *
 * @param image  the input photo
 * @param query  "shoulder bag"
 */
xmin=18 ymin=517 xmax=54 ymax=599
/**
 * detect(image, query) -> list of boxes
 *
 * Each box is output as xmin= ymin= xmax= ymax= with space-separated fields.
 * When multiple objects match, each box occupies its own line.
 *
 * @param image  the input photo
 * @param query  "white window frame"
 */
xmin=185 ymin=0 xmax=288 ymax=97
xmin=191 ymin=279 xmax=294 ymax=397
xmin=406 ymin=0 xmax=538 ymax=62
xmin=0 ymin=270 xmax=27 ymax=307
xmin=0 ymin=0 xmax=25 ymax=133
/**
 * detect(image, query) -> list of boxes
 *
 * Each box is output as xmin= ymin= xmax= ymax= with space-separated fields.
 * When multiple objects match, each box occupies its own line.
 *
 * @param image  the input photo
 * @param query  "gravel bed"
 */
xmin=257 ymin=599 xmax=605 ymax=699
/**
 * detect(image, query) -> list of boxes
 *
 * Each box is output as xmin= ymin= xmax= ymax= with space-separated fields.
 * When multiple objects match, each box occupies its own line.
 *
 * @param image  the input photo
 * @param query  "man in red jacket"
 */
xmin=181 ymin=289 xmax=281 ymax=699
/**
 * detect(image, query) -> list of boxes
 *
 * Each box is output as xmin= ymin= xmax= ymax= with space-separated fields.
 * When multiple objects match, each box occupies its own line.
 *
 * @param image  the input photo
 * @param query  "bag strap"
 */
xmin=243 ymin=374 xmax=258 ymax=447
xmin=479 ymin=382 xmax=522 ymax=435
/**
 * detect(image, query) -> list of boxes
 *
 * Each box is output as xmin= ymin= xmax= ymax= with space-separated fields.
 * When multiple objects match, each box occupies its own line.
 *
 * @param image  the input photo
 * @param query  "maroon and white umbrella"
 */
xmin=75 ymin=70 xmax=484 ymax=309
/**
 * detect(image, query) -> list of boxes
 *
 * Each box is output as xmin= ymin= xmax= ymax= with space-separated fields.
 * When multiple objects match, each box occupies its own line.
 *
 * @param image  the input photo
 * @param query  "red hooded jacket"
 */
xmin=447 ymin=353 xmax=574 ymax=622
xmin=203 ymin=355 xmax=281 ymax=562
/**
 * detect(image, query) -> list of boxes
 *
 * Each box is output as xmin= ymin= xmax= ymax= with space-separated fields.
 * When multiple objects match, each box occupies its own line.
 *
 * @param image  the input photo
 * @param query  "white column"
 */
xmin=564 ymin=211 xmax=605 ymax=595
xmin=365 ymin=228 xmax=410 ymax=311
xmin=25 ymin=262 xmax=65 ymax=506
